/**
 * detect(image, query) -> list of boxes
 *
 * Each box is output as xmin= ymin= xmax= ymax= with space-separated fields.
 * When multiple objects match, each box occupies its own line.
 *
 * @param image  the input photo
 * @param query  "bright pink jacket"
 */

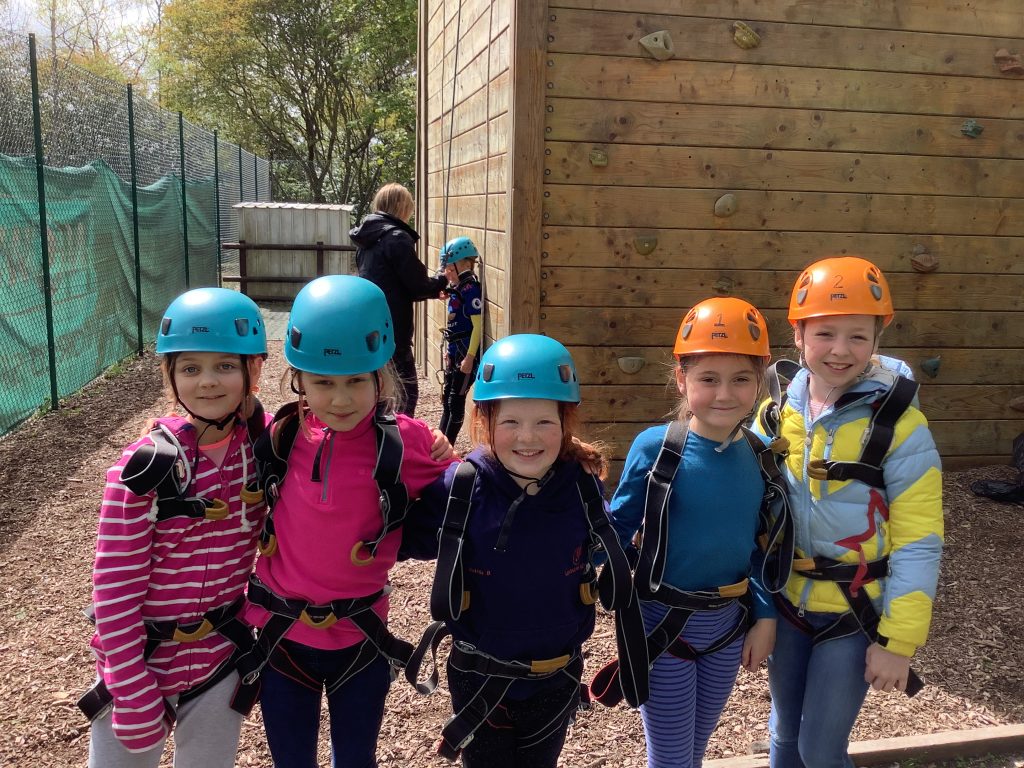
xmin=90 ymin=416 xmax=266 ymax=753
xmin=245 ymin=410 xmax=455 ymax=650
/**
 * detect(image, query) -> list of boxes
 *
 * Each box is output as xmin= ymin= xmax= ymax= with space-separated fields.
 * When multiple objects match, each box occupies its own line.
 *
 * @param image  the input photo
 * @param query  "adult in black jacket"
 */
xmin=351 ymin=183 xmax=447 ymax=416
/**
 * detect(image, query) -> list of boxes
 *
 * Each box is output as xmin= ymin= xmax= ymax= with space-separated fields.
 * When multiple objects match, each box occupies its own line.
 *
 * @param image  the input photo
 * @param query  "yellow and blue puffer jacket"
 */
xmin=753 ymin=357 xmax=943 ymax=658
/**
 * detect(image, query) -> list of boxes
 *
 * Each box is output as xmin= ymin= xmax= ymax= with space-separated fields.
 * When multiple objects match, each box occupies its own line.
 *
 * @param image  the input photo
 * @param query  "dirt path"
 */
xmin=1 ymin=344 xmax=1021 ymax=767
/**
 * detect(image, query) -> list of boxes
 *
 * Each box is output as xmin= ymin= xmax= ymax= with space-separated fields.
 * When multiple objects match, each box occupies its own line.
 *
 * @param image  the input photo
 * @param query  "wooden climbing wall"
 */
xmin=419 ymin=0 xmax=1024 ymax=474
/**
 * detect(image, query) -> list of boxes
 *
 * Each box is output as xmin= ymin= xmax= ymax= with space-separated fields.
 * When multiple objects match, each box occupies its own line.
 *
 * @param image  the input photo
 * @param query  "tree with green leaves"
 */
xmin=160 ymin=0 xmax=416 ymax=211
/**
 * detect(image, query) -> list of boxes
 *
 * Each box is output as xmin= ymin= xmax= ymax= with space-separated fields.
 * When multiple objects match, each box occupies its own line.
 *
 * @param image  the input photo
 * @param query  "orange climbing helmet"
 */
xmin=673 ymin=297 xmax=771 ymax=360
xmin=788 ymin=256 xmax=894 ymax=327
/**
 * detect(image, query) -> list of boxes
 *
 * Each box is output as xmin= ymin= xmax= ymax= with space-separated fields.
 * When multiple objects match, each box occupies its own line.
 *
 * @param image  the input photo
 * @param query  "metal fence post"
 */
xmin=253 ymin=153 xmax=259 ymax=200
xmin=28 ymin=34 xmax=59 ymax=411
xmin=238 ymin=144 xmax=244 ymax=201
xmin=178 ymin=111 xmax=190 ymax=288
xmin=127 ymin=84 xmax=144 ymax=353
xmin=214 ymin=129 xmax=223 ymax=288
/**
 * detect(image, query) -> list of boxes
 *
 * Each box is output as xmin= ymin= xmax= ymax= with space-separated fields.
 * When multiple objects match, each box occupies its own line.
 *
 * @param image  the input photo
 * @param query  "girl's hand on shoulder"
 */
xmin=865 ymin=642 xmax=911 ymax=692
xmin=741 ymin=618 xmax=776 ymax=671
xmin=429 ymin=429 xmax=456 ymax=461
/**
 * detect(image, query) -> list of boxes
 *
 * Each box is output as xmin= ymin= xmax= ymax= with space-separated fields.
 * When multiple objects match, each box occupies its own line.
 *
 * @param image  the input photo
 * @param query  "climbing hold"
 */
xmin=920 ymin=356 xmax=941 ymax=379
xmin=1009 ymin=396 xmax=1024 ymax=412
xmin=617 ymin=356 xmax=646 ymax=375
xmin=713 ymin=276 xmax=735 ymax=295
xmin=994 ymin=48 xmax=1024 ymax=74
xmin=732 ymin=21 xmax=761 ymax=50
xmin=633 ymin=235 xmax=658 ymax=255
xmin=589 ymin=148 xmax=609 ymax=167
xmin=714 ymin=193 xmax=738 ymax=217
xmin=639 ymin=31 xmax=675 ymax=61
xmin=910 ymin=244 xmax=939 ymax=273
xmin=961 ymin=119 xmax=984 ymax=138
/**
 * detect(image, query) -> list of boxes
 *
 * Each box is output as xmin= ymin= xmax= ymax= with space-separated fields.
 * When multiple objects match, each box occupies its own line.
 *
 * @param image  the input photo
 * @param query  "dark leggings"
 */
xmin=393 ymin=346 xmax=419 ymax=417
xmin=439 ymin=356 xmax=478 ymax=443
xmin=447 ymin=665 xmax=580 ymax=768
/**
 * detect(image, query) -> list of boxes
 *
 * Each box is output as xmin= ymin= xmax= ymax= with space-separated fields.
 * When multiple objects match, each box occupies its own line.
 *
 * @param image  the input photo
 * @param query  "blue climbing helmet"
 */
xmin=157 ymin=287 xmax=267 ymax=356
xmin=285 ymin=275 xmax=395 ymax=375
xmin=474 ymin=334 xmax=580 ymax=403
xmin=439 ymin=236 xmax=479 ymax=268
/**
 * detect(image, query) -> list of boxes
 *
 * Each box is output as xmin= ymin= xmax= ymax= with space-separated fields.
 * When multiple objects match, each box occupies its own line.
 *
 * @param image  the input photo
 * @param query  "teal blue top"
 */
xmin=610 ymin=425 xmax=775 ymax=620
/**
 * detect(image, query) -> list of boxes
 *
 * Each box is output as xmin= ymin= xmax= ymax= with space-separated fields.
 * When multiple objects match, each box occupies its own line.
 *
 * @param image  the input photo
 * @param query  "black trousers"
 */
xmin=439 ymin=355 xmax=479 ymax=444
xmin=393 ymin=346 xmax=418 ymax=417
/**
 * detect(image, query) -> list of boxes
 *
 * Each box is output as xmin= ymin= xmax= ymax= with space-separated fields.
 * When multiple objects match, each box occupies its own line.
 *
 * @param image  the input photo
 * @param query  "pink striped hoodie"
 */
xmin=90 ymin=416 xmax=266 ymax=753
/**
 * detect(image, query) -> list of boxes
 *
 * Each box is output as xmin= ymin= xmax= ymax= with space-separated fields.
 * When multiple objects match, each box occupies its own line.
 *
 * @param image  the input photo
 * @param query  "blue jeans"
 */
xmin=768 ymin=611 xmax=870 ymax=768
xmin=259 ymin=640 xmax=392 ymax=768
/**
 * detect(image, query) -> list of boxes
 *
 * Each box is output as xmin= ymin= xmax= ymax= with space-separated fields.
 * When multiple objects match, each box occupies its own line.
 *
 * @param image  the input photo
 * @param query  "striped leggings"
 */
xmin=639 ymin=600 xmax=745 ymax=768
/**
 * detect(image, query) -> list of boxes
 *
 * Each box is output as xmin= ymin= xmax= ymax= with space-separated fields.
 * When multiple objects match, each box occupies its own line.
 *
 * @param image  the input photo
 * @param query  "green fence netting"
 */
xmin=0 ymin=32 xmax=271 ymax=436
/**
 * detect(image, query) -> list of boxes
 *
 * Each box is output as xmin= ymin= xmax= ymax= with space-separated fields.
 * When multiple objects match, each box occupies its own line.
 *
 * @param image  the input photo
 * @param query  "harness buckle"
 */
xmin=172 ymin=618 xmax=215 ymax=643
xmin=351 ymin=541 xmax=376 ymax=566
xmin=530 ymin=654 xmax=571 ymax=674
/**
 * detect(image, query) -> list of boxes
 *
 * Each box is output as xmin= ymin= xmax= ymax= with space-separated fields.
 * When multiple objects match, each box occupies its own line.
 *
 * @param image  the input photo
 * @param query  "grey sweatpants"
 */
xmin=87 ymin=671 xmax=244 ymax=768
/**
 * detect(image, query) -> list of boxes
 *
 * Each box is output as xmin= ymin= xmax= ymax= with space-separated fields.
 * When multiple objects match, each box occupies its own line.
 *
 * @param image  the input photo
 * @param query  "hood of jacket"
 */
xmin=349 ymin=212 xmax=419 ymax=248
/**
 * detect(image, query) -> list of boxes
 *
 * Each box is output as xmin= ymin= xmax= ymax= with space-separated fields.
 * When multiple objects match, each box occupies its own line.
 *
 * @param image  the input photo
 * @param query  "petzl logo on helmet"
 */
xmin=192 ymin=325 xmax=209 ymax=333
xmin=830 ymin=292 xmax=848 ymax=301
xmin=711 ymin=332 xmax=728 ymax=339
xmin=324 ymin=348 xmax=342 ymax=356
xmin=517 ymin=372 xmax=535 ymax=380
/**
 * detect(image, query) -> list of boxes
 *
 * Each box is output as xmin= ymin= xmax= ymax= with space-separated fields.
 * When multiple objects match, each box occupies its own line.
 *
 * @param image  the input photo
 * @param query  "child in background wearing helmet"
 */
xmin=756 ymin=257 xmax=942 ymax=768
xmin=241 ymin=275 xmax=457 ymax=768
xmin=86 ymin=288 xmax=269 ymax=767
xmin=400 ymin=335 xmax=626 ymax=768
xmin=604 ymin=298 xmax=781 ymax=768
xmin=438 ymin=236 xmax=483 ymax=444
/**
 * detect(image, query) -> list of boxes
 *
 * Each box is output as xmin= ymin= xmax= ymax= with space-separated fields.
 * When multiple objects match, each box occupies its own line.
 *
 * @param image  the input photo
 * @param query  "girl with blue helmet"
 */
xmin=600 ymin=297 xmax=785 ymax=768
xmin=401 ymin=334 xmax=636 ymax=768
xmin=438 ymin=235 xmax=483 ymax=444
xmin=240 ymin=275 xmax=456 ymax=768
xmin=86 ymin=288 xmax=269 ymax=767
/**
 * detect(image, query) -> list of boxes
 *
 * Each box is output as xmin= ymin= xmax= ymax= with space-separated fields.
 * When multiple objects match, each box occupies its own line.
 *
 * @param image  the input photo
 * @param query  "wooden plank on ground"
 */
xmin=547 ymin=54 xmax=1024 ymax=119
xmin=540 ymin=227 xmax=1024 ymax=275
xmin=541 ymin=307 xmax=1024 ymax=348
xmin=548 ymin=0 xmax=1024 ymax=38
xmin=705 ymin=724 xmax=1024 ymax=767
xmin=541 ymin=267 xmax=1024 ymax=311
xmin=545 ymin=98 xmax=1024 ymax=160
xmin=544 ymin=185 xmax=1024 ymax=236
xmin=548 ymin=8 xmax=1023 ymax=78
xmin=544 ymin=141 xmax=1024 ymax=198
xmin=568 ymin=345 xmax=1024 ymax=386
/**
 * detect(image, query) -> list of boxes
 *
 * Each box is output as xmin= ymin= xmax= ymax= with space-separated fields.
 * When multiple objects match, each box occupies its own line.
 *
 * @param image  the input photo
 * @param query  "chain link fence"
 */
xmin=0 ymin=32 xmax=271 ymax=436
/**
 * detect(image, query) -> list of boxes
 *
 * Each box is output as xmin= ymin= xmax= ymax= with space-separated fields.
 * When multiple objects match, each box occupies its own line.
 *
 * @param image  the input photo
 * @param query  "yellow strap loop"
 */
xmin=530 ymin=654 xmax=571 ymax=675
xmin=806 ymin=459 xmax=830 ymax=481
xmin=579 ymin=582 xmax=599 ymax=605
xmin=461 ymin=591 xmax=471 ymax=612
xmin=717 ymin=578 xmax=749 ymax=598
xmin=258 ymin=535 xmax=278 ymax=558
xmin=299 ymin=610 xmax=338 ymax=629
xmin=204 ymin=498 xmax=230 ymax=521
xmin=240 ymin=486 xmax=264 ymax=505
xmin=350 ymin=541 xmax=376 ymax=566
xmin=172 ymin=618 xmax=214 ymax=643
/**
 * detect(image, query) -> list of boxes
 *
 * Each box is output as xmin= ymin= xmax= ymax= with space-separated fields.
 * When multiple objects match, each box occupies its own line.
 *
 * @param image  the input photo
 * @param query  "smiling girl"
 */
xmin=606 ymin=297 xmax=781 ymax=768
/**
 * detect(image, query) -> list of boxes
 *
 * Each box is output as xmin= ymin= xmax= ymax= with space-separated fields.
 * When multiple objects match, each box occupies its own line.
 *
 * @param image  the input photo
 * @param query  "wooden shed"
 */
xmin=416 ymin=0 xmax=1024 ymax=476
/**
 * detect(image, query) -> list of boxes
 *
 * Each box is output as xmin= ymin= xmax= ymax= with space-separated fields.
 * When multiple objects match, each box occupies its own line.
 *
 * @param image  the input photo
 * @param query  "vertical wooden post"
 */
xmin=507 ymin=0 xmax=548 ymax=335
xmin=238 ymin=240 xmax=249 ymax=297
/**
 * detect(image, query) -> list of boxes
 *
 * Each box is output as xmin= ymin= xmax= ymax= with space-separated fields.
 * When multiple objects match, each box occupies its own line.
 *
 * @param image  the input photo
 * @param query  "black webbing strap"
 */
xmin=357 ymin=406 xmax=409 ymax=559
xmin=77 ymin=597 xmax=256 ymax=721
xmin=635 ymin=420 xmax=688 ymax=598
xmin=430 ymin=462 xmax=477 ymax=622
xmin=740 ymin=427 xmax=795 ymax=594
xmin=781 ymin=555 xmax=923 ymax=697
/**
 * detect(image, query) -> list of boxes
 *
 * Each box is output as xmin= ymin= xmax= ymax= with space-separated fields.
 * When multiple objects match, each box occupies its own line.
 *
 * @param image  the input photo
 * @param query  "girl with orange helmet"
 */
xmin=599 ymin=297 xmax=788 ymax=768
xmin=756 ymin=256 xmax=942 ymax=768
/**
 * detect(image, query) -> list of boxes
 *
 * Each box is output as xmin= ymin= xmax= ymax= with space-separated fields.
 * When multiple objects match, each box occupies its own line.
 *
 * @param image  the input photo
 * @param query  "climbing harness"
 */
xmin=590 ymin=419 xmax=794 ymax=707
xmin=759 ymin=359 xmax=925 ymax=697
xmin=405 ymin=460 xmax=645 ymax=760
